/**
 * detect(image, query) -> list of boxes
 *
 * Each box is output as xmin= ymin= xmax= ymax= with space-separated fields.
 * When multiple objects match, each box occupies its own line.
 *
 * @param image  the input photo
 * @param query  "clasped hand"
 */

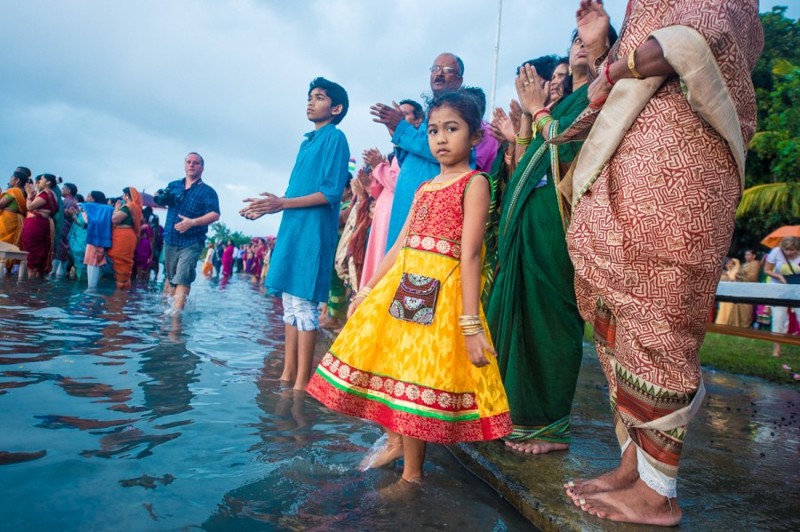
xmin=369 ymin=102 xmax=404 ymax=131
xmin=515 ymin=64 xmax=549 ymax=114
xmin=239 ymin=192 xmax=283 ymax=220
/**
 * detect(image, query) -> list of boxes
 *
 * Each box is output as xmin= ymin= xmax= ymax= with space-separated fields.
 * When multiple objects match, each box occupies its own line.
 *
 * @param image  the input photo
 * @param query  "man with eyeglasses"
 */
xmin=161 ymin=151 xmax=220 ymax=312
xmin=370 ymin=53 xmax=465 ymax=252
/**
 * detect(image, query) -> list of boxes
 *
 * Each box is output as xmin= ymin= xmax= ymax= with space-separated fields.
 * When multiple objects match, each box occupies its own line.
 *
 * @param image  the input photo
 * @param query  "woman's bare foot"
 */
xmin=577 ymin=479 xmax=682 ymax=526
xmin=565 ymin=443 xmax=638 ymax=501
xmin=358 ymin=435 xmax=403 ymax=471
xmin=505 ymin=439 xmax=568 ymax=454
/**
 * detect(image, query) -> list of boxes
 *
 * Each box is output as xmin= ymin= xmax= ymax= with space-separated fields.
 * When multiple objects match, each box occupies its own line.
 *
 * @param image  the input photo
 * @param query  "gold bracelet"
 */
xmin=461 ymin=325 xmax=484 ymax=336
xmin=355 ymin=286 xmax=372 ymax=300
xmin=458 ymin=315 xmax=481 ymax=323
xmin=515 ymin=135 xmax=532 ymax=146
xmin=627 ymin=49 xmax=644 ymax=79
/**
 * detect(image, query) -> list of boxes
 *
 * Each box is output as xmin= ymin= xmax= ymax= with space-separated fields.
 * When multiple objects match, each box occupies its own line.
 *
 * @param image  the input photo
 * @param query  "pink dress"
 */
xmin=360 ymin=158 xmax=398 ymax=288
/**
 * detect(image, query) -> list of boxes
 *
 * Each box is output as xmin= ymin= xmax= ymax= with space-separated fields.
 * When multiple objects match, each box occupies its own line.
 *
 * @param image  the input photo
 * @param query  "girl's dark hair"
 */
xmin=89 ymin=190 xmax=107 ymax=204
xmin=63 ymin=182 xmax=77 ymax=197
xmin=461 ymin=86 xmax=487 ymax=118
xmin=74 ymin=193 xmax=85 ymax=203
xmin=426 ymin=90 xmax=482 ymax=137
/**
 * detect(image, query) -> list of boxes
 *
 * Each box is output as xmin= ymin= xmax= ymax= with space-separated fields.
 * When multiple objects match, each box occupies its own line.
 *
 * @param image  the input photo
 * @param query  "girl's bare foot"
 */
xmin=505 ymin=439 xmax=569 ymax=454
xmin=577 ymin=479 xmax=682 ymax=526
xmin=378 ymin=477 xmax=422 ymax=501
xmin=358 ymin=435 xmax=403 ymax=471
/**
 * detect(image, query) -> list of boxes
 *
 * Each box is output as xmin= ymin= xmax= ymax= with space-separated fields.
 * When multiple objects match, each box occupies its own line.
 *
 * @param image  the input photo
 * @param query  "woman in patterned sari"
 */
xmin=563 ymin=0 xmax=762 ymax=525
xmin=22 ymin=173 xmax=62 ymax=277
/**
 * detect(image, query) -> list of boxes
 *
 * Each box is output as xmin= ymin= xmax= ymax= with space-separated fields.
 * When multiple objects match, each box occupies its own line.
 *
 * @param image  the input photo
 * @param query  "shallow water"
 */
xmin=0 ymin=273 xmax=534 ymax=531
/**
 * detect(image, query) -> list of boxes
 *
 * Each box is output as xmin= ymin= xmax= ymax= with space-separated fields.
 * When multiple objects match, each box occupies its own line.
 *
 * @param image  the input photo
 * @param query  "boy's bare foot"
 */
xmin=358 ymin=436 xmax=403 ymax=471
xmin=505 ymin=439 xmax=568 ymax=454
xmin=577 ymin=479 xmax=682 ymax=526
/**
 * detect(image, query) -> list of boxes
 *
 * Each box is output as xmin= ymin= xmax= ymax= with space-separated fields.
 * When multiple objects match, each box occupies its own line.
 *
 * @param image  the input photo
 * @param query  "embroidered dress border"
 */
xmin=316 ymin=352 xmax=478 ymax=418
xmin=405 ymin=233 xmax=461 ymax=260
xmin=308 ymin=372 xmax=512 ymax=444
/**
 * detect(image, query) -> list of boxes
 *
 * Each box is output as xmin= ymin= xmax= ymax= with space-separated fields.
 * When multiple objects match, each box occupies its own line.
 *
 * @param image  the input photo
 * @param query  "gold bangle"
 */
xmin=515 ymin=135 xmax=532 ymax=146
xmin=627 ymin=49 xmax=644 ymax=79
xmin=461 ymin=325 xmax=484 ymax=336
xmin=355 ymin=286 xmax=372 ymax=300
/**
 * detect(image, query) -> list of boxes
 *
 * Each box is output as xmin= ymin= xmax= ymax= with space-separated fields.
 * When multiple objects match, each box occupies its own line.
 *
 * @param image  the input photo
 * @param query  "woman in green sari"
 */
xmin=487 ymin=29 xmax=613 ymax=453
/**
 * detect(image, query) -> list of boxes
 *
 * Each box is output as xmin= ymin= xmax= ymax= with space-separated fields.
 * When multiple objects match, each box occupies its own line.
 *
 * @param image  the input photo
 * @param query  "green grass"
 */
xmin=584 ymin=324 xmax=800 ymax=385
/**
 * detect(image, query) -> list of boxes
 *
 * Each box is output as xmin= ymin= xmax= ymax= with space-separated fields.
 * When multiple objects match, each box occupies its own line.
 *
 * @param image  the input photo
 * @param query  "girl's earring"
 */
xmin=568 ymin=66 xmax=573 ymax=76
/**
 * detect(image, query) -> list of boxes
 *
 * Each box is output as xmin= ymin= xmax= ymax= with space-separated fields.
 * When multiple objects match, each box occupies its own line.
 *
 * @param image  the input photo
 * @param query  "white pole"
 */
xmin=490 ymin=0 xmax=503 ymax=114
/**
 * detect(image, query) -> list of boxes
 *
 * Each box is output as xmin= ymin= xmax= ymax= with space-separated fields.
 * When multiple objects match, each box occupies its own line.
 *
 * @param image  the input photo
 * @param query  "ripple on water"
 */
xmin=0 ymin=274 xmax=533 ymax=531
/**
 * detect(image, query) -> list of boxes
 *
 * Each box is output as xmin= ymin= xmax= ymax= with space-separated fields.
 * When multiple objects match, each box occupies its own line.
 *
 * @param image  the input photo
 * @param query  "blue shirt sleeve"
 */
xmin=318 ymin=130 xmax=351 ymax=207
xmin=391 ymin=120 xmax=438 ymax=164
xmin=204 ymin=186 xmax=220 ymax=215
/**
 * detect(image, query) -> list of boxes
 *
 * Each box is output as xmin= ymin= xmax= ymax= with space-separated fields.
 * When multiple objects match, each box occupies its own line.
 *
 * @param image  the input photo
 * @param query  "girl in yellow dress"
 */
xmin=307 ymin=91 xmax=512 ymax=488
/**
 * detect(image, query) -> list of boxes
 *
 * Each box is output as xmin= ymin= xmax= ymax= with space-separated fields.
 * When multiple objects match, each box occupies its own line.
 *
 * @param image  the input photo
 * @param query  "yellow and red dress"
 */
xmin=307 ymin=171 xmax=512 ymax=444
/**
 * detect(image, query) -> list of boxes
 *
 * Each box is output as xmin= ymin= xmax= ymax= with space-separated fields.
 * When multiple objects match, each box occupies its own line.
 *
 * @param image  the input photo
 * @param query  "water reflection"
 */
xmin=0 ymin=275 xmax=532 ymax=530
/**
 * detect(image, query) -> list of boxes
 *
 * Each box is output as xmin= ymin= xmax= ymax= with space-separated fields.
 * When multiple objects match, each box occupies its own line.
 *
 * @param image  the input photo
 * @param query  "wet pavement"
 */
xmin=448 ymin=346 xmax=800 ymax=531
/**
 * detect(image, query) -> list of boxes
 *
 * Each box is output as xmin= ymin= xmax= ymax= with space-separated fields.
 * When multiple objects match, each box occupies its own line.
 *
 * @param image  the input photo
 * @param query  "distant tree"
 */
xmin=209 ymin=222 xmax=231 ymax=244
xmin=731 ymin=7 xmax=800 ymax=255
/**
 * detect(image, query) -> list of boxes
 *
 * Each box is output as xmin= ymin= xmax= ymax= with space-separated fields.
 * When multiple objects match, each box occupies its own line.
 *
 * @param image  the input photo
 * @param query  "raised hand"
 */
xmin=369 ymin=101 xmax=404 ymax=132
xmin=240 ymin=192 xmax=282 ymax=219
xmin=509 ymin=99 xmax=523 ymax=133
xmin=576 ymin=0 xmax=611 ymax=50
xmin=492 ymin=107 xmax=516 ymax=143
xmin=362 ymin=147 xmax=385 ymax=169
xmin=515 ymin=64 xmax=550 ymax=115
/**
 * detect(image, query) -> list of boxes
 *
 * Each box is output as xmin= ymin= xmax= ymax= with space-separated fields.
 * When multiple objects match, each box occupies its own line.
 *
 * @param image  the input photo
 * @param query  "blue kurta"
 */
xmin=384 ymin=119 xmax=440 ymax=252
xmin=266 ymin=123 xmax=350 ymax=303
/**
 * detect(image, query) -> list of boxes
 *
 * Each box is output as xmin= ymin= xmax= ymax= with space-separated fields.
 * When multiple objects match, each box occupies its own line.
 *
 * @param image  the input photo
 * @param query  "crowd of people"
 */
xmin=1 ymin=0 xmax=770 ymax=526
xmin=1 ymin=151 xmax=220 ymax=313
xmin=201 ymin=237 xmax=276 ymax=283
xmin=0 ymin=167 xmax=164 ymax=288
xmin=234 ymin=0 xmax=765 ymax=526
xmin=714 ymin=237 xmax=800 ymax=357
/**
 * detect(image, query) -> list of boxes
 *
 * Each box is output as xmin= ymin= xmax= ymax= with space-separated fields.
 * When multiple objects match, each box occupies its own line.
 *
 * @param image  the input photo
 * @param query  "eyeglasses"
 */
xmin=430 ymin=65 xmax=459 ymax=75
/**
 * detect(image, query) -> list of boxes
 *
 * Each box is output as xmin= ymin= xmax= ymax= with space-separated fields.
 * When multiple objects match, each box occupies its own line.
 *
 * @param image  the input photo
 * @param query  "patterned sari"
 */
xmin=565 ymin=0 xmax=762 ymax=497
xmin=486 ymin=85 xmax=588 ymax=444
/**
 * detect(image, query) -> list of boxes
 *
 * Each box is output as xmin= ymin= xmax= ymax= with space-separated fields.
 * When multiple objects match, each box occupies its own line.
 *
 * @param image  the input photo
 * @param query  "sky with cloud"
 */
xmin=1 ymin=1 xmax=793 ymax=236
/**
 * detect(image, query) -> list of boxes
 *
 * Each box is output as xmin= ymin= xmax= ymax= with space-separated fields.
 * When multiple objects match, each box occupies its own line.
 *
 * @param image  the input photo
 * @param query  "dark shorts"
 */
xmin=164 ymin=244 xmax=202 ymax=286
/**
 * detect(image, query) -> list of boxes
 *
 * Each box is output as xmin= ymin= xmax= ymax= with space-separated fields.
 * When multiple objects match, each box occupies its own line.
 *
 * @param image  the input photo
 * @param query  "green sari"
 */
xmin=486 ymin=85 xmax=587 ymax=443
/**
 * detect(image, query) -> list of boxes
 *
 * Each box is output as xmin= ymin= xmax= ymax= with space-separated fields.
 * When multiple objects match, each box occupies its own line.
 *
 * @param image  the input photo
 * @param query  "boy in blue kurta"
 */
xmin=240 ymin=77 xmax=350 ymax=391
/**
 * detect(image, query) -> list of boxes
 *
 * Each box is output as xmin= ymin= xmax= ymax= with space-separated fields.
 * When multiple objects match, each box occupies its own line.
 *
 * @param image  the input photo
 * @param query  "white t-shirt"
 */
xmin=766 ymin=246 xmax=800 ymax=276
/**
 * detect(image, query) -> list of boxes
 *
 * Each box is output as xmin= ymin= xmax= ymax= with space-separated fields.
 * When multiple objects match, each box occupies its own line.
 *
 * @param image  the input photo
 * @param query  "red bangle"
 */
xmin=604 ymin=61 xmax=615 ymax=86
xmin=532 ymin=108 xmax=550 ymax=122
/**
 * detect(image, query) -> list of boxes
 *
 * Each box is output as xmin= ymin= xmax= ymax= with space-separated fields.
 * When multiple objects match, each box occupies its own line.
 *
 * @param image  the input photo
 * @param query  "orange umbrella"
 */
xmin=761 ymin=225 xmax=800 ymax=249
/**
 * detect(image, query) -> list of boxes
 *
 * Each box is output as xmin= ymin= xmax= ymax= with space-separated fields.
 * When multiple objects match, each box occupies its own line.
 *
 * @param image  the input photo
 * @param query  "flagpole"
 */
xmin=490 ymin=0 xmax=503 ymax=114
